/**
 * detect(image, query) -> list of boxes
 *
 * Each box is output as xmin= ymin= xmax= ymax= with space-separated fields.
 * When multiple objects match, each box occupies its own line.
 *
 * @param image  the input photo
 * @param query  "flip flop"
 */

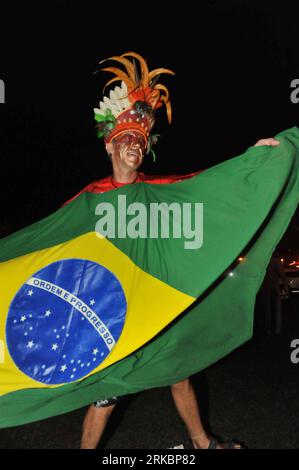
xmin=208 ymin=435 xmax=245 ymax=449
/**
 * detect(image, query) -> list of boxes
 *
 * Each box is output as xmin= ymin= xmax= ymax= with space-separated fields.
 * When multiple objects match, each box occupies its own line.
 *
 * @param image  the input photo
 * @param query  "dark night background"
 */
xmin=1 ymin=0 xmax=299 ymax=451
xmin=0 ymin=0 xmax=298 ymax=258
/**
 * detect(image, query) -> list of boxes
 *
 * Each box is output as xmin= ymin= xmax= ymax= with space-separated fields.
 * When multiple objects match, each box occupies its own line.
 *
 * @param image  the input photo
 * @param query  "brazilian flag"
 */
xmin=0 ymin=127 xmax=299 ymax=428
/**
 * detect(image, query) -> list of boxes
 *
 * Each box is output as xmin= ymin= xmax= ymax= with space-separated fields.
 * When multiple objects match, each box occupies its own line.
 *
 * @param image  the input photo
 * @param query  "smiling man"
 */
xmin=64 ymin=52 xmax=279 ymax=449
xmin=79 ymin=126 xmax=215 ymax=450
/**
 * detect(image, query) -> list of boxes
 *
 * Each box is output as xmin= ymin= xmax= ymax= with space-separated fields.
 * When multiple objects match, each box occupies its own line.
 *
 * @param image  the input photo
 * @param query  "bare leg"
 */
xmin=80 ymin=403 xmax=116 ymax=449
xmin=170 ymin=378 xmax=211 ymax=449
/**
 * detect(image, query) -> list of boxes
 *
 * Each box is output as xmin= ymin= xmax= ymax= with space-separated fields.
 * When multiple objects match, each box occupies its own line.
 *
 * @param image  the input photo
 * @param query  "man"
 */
xmin=64 ymin=52 xmax=279 ymax=449
xmin=79 ymin=128 xmax=216 ymax=450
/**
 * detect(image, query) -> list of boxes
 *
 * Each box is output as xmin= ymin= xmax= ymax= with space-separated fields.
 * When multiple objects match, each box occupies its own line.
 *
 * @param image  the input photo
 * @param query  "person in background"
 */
xmin=258 ymin=252 xmax=288 ymax=335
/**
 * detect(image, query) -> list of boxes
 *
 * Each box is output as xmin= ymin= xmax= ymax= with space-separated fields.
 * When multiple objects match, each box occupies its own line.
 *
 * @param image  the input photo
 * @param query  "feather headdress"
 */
xmin=94 ymin=52 xmax=174 ymax=158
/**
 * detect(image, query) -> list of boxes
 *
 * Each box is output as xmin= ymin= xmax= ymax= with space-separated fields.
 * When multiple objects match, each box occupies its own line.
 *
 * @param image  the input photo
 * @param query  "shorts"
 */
xmin=93 ymin=396 xmax=120 ymax=408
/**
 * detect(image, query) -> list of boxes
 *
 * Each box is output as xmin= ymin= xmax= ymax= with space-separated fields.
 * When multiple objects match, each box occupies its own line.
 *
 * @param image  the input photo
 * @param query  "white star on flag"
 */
xmin=52 ymin=343 xmax=58 ymax=351
xmin=27 ymin=341 xmax=34 ymax=349
xmin=92 ymin=348 xmax=99 ymax=355
xmin=89 ymin=299 xmax=95 ymax=306
xmin=28 ymin=290 xmax=34 ymax=296
xmin=60 ymin=365 xmax=67 ymax=372
xmin=20 ymin=315 xmax=26 ymax=322
xmin=45 ymin=310 xmax=52 ymax=317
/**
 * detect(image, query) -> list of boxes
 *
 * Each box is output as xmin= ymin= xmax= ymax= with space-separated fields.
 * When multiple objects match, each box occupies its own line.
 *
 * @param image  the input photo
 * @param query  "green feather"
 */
xmin=146 ymin=133 xmax=160 ymax=161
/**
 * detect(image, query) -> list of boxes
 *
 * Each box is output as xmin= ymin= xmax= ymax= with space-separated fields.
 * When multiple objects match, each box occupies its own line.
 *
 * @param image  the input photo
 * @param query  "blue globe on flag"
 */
xmin=6 ymin=258 xmax=127 ymax=384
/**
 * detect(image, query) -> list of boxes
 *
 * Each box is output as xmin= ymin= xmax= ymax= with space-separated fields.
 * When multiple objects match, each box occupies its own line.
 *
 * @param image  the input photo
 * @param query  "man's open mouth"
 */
xmin=128 ymin=151 xmax=139 ymax=158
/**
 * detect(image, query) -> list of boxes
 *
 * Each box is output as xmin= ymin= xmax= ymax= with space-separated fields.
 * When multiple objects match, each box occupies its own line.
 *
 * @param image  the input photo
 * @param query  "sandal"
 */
xmin=207 ymin=435 xmax=245 ymax=449
xmin=169 ymin=434 xmax=246 ymax=449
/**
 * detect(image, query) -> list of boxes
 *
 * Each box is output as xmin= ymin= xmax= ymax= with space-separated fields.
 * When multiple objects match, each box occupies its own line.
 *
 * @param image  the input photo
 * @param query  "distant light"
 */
xmin=280 ymin=258 xmax=284 ymax=263
xmin=229 ymin=272 xmax=234 ymax=277
xmin=238 ymin=257 xmax=244 ymax=262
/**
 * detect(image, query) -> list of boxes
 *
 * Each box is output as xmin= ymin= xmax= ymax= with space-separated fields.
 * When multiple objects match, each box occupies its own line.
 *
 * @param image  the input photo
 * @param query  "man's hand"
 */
xmin=254 ymin=138 xmax=280 ymax=147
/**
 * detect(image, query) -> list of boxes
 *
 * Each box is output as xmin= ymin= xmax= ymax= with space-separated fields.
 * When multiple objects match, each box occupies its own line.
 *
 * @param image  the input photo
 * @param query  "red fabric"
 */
xmin=63 ymin=170 xmax=203 ymax=206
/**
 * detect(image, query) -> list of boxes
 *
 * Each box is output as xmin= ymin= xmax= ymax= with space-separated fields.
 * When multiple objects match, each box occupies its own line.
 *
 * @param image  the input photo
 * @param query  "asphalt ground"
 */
xmin=1 ymin=294 xmax=299 ymax=449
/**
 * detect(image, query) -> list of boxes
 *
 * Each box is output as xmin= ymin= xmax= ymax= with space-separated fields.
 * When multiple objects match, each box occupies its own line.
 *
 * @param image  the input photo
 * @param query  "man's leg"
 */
xmin=170 ymin=378 xmax=211 ymax=449
xmin=80 ymin=398 xmax=117 ymax=449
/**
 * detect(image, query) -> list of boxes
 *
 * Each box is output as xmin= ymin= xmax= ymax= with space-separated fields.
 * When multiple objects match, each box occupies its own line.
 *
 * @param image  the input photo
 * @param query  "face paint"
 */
xmin=113 ymin=132 xmax=146 ymax=150
xmin=112 ymin=132 xmax=146 ymax=170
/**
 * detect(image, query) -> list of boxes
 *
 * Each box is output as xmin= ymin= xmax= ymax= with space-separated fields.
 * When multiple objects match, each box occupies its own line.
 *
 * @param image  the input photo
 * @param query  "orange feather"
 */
xmin=122 ymin=52 xmax=149 ymax=88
